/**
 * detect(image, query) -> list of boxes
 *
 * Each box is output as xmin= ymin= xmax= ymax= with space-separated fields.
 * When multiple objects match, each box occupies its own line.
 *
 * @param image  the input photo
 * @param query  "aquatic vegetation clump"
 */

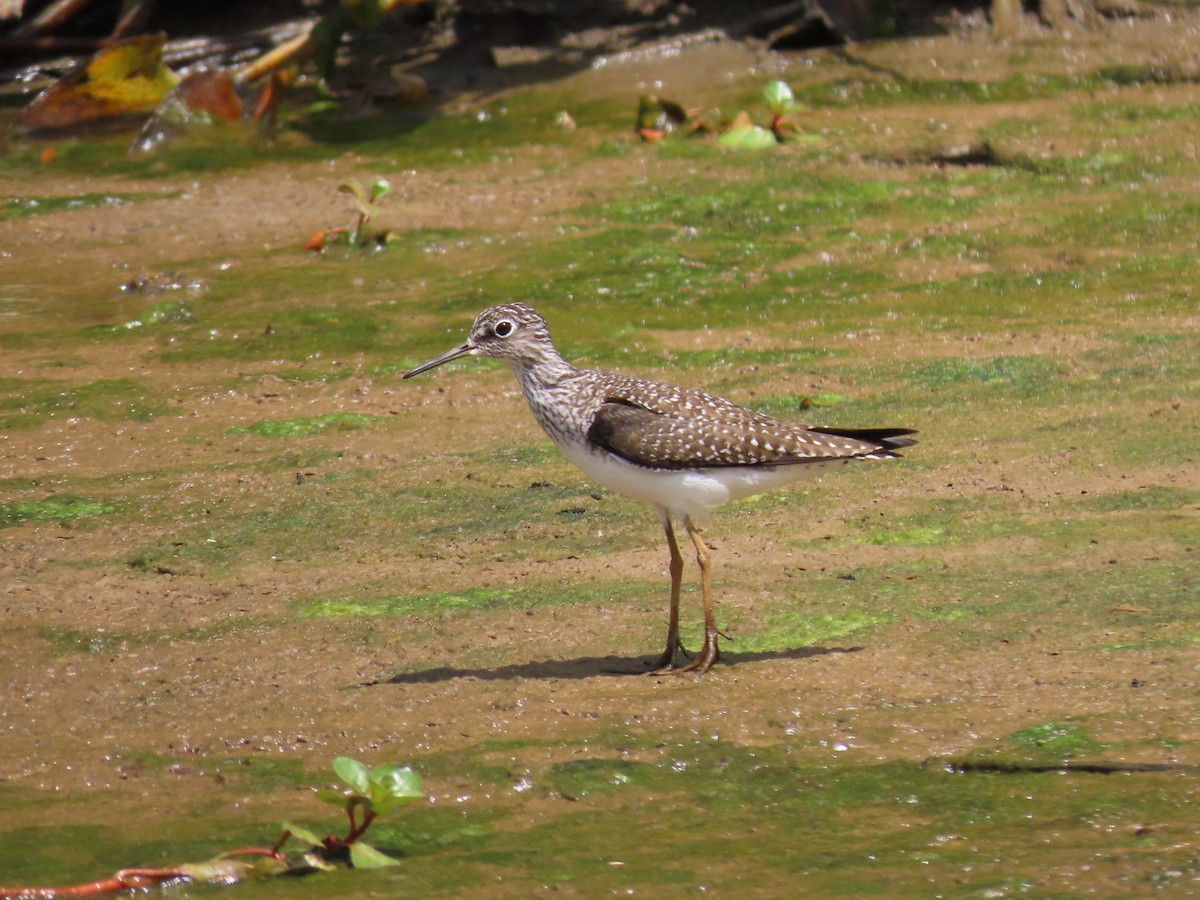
xmin=0 ymin=757 xmax=423 ymax=896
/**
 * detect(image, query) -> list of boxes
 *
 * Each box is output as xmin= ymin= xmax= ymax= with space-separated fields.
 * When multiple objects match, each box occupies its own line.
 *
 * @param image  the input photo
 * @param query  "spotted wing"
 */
xmin=587 ymin=394 xmax=912 ymax=470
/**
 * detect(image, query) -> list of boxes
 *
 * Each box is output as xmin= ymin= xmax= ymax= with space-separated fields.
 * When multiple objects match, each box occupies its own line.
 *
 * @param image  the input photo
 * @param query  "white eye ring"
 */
xmin=494 ymin=319 xmax=514 ymax=337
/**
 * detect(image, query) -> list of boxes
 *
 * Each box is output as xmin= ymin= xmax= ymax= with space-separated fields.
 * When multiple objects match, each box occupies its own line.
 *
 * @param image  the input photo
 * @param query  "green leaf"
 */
xmin=762 ymin=80 xmax=794 ymax=115
xmin=718 ymin=123 xmax=778 ymax=149
xmin=349 ymin=841 xmax=402 ymax=869
xmin=333 ymin=757 xmax=371 ymax=796
xmin=368 ymin=178 xmax=392 ymax=202
xmin=369 ymin=764 xmax=424 ymax=805
xmin=337 ymin=180 xmax=367 ymax=200
xmin=281 ymin=822 xmax=324 ymax=849
xmin=314 ymin=788 xmax=351 ymax=809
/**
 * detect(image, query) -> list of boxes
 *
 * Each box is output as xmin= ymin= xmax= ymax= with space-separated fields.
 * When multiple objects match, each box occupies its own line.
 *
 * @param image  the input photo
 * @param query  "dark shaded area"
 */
xmin=0 ymin=0 xmax=984 ymax=83
xmin=0 ymin=0 xmax=962 ymax=132
xmin=371 ymin=645 xmax=862 ymax=683
xmin=930 ymin=759 xmax=1200 ymax=775
xmin=0 ymin=0 xmax=913 ymax=47
xmin=926 ymin=141 xmax=1004 ymax=167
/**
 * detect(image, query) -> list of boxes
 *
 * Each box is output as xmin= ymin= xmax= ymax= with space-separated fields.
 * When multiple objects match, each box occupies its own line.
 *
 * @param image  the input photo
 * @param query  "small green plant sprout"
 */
xmin=341 ymin=177 xmax=391 ymax=243
xmin=718 ymin=81 xmax=813 ymax=148
xmin=762 ymin=80 xmax=800 ymax=138
xmin=304 ymin=176 xmax=396 ymax=251
xmin=716 ymin=110 xmax=777 ymax=149
xmin=638 ymin=81 xmax=815 ymax=149
xmin=0 ymin=757 xmax=423 ymax=897
xmin=280 ymin=757 xmax=424 ymax=869
xmin=763 ymin=79 xmax=818 ymax=143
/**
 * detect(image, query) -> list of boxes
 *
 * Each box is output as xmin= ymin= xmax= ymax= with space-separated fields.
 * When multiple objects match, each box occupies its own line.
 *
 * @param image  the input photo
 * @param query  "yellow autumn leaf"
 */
xmin=23 ymin=33 xmax=179 ymax=130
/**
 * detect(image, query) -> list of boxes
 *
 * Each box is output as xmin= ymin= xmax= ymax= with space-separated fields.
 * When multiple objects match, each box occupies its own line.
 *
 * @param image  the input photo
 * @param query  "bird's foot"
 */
xmin=673 ymin=629 xmax=727 ymax=676
xmin=674 ymin=641 xmax=719 ymax=675
xmin=646 ymin=637 xmax=691 ymax=674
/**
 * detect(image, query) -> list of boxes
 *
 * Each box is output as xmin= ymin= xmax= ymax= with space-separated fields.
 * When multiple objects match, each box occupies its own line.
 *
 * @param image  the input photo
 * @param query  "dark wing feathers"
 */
xmin=808 ymin=427 xmax=918 ymax=452
xmin=586 ymin=399 xmax=669 ymax=467
xmin=586 ymin=390 xmax=915 ymax=470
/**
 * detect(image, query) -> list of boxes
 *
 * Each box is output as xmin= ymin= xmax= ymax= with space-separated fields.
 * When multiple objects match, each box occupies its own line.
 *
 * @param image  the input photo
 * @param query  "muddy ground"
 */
xmin=1 ymin=15 xmax=1198 ymax=897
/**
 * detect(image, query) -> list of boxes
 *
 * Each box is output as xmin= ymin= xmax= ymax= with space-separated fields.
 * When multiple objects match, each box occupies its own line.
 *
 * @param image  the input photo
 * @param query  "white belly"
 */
xmin=559 ymin=441 xmax=844 ymax=522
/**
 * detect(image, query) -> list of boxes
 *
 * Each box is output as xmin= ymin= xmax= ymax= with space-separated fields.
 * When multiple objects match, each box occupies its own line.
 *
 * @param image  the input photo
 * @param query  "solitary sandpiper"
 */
xmin=404 ymin=303 xmax=915 ymax=674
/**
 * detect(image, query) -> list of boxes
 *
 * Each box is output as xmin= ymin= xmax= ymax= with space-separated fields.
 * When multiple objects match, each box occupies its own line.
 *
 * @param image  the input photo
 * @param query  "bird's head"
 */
xmin=403 ymin=302 xmax=552 ymax=378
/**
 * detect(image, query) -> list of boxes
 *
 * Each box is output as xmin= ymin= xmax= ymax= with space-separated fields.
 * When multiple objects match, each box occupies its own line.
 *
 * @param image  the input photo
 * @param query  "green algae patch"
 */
xmin=751 ymin=392 xmax=851 ymax=416
xmin=298 ymin=579 xmax=656 ymax=620
xmin=234 ymin=413 xmax=387 ymax=438
xmin=1079 ymin=485 xmax=1198 ymax=513
xmin=38 ymin=616 xmax=269 ymax=655
xmin=0 ymin=128 xmax=334 ymax=180
xmin=158 ymin=305 xmax=389 ymax=364
xmin=100 ymin=750 xmax=310 ymax=791
xmin=0 ymin=757 xmax=321 ymax=888
xmin=0 ymin=377 xmax=167 ymax=429
xmin=738 ymin=610 xmax=892 ymax=653
xmin=119 ymin=467 xmax=647 ymax=579
xmin=38 ymin=626 xmax=145 ymax=655
xmin=1006 ymin=722 xmax=1102 ymax=759
xmin=5 ymin=738 xmax=1195 ymax=896
xmin=548 ymin=758 xmax=655 ymax=798
xmin=868 ymin=525 xmax=950 ymax=547
xmin=409 ymin=477 xmax=649 ymax=559
xmin=1 ymin=191 xmax=180 ymax=222
xmin=0 ymin=495 xmax=117 ymax=528
xmin=100 ymin=298 xmax=198 ymax=331
xmin=906 ymin=355 xmax=1061 ymax=393
xmin=134 ymin=298 xmax=197 ymax=325
xmin=834 ymin=483 xmax=1198 ymax=554
xmin=127 ymin=536 xmax=236 ymax=576
xmin=125 ymin=488 xmax=386 ymax=574
xmin=470 ymin=442 xmax=561 ymax=469
xmin=749 ymin=554 xmax=1199 ymax=655
xmin=382 ymin=738 xmax=1200 ymax=896
xmin=299 ymin=588 xmax=519 ymax=619
xmin=592 ymin=172 xmax=905 ymax=233
xmin=799 ymin=71 xmax=1098 ymax=110
xmin=1099 ymin=633 xmax=1200 ymax=652
xmin=0 ymin=822 xmax=157 ymax=889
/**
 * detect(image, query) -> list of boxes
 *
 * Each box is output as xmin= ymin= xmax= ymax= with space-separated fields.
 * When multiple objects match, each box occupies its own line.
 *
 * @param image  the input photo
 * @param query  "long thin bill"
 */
xmin=402 ymin=342 xmax=474 ymax=378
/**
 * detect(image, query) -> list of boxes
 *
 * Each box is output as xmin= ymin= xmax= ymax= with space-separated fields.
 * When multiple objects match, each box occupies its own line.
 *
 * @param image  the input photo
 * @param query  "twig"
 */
xmin=112 ymin=0 xmax=154 ymax=39
xmin=12 ymin=0 xmax=98 ymax=38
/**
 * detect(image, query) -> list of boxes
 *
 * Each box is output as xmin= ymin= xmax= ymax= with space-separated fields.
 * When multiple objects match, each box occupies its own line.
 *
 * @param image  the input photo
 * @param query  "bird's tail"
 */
xmin=809 ymin=427 xmax=917 ymax=458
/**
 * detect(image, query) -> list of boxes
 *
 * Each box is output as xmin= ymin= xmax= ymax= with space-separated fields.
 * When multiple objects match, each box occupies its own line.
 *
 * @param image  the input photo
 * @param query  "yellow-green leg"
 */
xmin=676 ymin=515 xmax=720 ymax=674
xmin=648 ymin=506 xmax=688 ymax=673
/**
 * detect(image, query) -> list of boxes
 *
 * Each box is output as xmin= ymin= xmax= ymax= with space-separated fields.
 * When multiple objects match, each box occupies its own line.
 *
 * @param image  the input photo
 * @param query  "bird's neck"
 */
xmin=507 ymin=347 xmax=587 ymax=444
xmin=507 ymin=345 xmax=578 ymax=392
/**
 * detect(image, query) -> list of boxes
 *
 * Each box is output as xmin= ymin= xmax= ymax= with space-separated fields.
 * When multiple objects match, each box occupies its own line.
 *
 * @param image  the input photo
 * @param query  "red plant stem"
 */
xmin=0 ymin=849 xmax=286 ymax=898
xmin=0 ymin=867 xmax=185 ymax=898
xmin=219 ymin=847 xmax=287 ymax=861
xmin=345 ymin=808 xmax=375 ymax=844
xmin=342 ymin=797 xmax=375 ymax=844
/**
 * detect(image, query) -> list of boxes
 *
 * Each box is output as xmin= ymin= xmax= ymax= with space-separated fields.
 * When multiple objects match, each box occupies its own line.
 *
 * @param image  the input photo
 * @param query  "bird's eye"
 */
xmin=494 ymin=319 xmax=514 ymax=337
